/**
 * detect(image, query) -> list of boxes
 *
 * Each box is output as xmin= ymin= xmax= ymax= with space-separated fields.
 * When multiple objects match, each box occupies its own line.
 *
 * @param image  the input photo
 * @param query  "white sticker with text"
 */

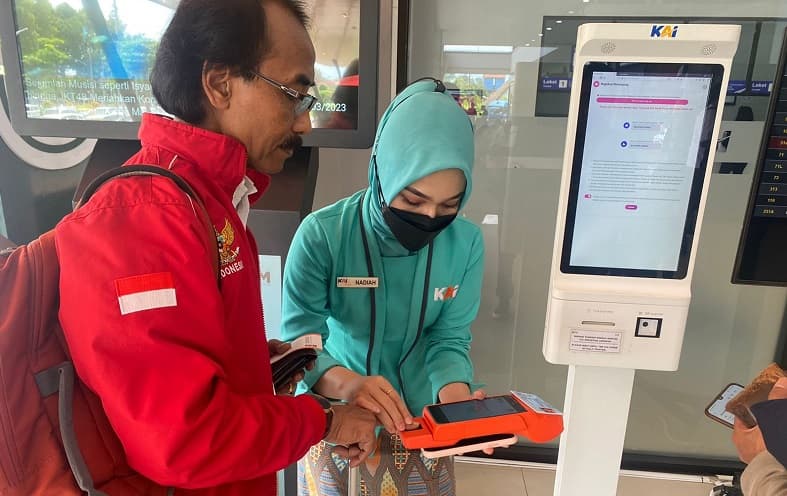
xmin=569 ymin=329 xmax=622 ymax=353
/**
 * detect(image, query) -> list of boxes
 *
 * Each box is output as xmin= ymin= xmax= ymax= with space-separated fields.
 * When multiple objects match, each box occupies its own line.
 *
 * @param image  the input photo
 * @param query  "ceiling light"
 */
xmin=546 ymin=27 xmax=553 ymax=31
xmin=556 ymin=20 xmax=563 ymax=23
xmin=443 ymin=45 xmax=514 ymax=54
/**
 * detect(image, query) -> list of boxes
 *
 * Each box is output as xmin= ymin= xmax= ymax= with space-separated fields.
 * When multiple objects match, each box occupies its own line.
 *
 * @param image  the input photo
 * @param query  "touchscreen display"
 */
xmin=429 ymin=396 xmax=524 ymax=423
xmin=562 ymin=62 xmax=724 ymax=278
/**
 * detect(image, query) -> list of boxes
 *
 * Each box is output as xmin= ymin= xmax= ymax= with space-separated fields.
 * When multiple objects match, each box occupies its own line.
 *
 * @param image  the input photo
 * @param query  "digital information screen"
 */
xmin=753 ymin=114 xmax=787 ymax=219
xmin=561 ymin=62 xmax=724 ymax=279
xmin=733 ymin=29 xmax=787 ymax=286
xmin=9 ymin=0 xmax=361 ymax=130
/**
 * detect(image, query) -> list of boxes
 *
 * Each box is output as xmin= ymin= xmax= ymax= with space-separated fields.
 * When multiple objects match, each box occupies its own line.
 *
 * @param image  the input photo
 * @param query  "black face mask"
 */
xmin=373 ymin=156 xmax=460 ymax=251
xmin=382 ymin=205 xmax=456 ymax=252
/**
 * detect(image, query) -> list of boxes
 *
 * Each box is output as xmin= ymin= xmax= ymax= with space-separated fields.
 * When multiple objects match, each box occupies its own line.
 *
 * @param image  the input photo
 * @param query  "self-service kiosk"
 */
xmin=543 ymin=24 xmax=740 ymax=496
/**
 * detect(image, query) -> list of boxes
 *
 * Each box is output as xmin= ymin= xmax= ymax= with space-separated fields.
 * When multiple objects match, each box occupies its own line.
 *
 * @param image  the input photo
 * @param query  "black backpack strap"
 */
xmin=34 ymin=363 xmax=109 ymax=496
xmin=77 ymin=165 xmax=220 ymax=285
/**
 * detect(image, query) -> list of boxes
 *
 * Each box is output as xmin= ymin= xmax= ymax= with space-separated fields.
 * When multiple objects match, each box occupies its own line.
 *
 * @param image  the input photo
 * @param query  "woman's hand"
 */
xmin=438 ymin=384 xmax=494 ymax=455
xmin=345 ymin=375 xmax=414 ymax=434
xmin=438 ymin=382 xmax=478 ymax=403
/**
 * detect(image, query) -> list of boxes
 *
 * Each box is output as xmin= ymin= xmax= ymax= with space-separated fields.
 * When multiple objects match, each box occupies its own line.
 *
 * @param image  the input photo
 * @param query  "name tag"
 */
xmin=337 ymin=277 xmax=379 ymax=288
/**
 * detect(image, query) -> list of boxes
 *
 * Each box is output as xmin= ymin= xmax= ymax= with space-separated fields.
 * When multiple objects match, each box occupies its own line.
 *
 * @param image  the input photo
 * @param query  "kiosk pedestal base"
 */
xmin=554 ymin=365 xmax=635 ymax=496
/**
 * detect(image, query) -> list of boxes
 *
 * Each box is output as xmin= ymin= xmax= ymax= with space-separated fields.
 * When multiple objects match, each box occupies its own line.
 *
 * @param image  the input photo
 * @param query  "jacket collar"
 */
xmin=137 ymin=114 xmax=271 ymax=200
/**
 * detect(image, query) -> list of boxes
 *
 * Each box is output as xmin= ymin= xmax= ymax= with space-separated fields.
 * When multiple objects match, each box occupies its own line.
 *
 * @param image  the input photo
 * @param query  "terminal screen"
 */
xmin=561 ymin=62 xmax=724 ymax=278
xmin=428 ymin=396 xmax=525 ymax=424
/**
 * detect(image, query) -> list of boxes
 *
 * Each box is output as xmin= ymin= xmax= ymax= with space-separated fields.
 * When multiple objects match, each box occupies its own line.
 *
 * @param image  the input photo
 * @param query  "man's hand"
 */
xmin=770 ymin=377 xmax=787 ymax=400
xmin=733 ymin=417 xmax=766 ymax=464
xmin=345 ymin=376 xmax=413 ymax=434
xmin=731 ymin=377 xmax=787 ymax=463
xmin=269 ymin=339 xmax=315 ymax=395
xmin=325 ymin=404 xmax=378 ymax=467
xmin=275 ymin=373 xmax=305 ymax=396
xmin=268 ymin=339 xmax=290 ymax=358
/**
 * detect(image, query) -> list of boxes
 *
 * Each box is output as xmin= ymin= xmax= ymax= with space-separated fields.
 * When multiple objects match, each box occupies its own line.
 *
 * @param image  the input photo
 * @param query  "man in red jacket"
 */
xmin=54 ymin=0 xmax=376 ymax=494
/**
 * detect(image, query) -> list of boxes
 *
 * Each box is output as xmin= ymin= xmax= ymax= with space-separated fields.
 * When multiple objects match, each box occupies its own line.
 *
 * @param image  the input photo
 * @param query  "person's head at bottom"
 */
xmin=151 ymin=0 xmax=317 ymax=176
xmin=370 ymin=78 xmax=475 ymax=253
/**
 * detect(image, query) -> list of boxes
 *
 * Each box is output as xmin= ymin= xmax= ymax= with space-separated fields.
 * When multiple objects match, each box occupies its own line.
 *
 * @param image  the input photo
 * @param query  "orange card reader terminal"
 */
xmin=400 ymin=391 xmax=564 ymax=453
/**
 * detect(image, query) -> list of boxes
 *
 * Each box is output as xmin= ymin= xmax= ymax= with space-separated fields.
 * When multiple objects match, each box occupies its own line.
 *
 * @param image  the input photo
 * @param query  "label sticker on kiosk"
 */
xmin=569 ymin=330 xmax=623 ymax=353
xmin=561 ymin=62 xmax=724 ymax=279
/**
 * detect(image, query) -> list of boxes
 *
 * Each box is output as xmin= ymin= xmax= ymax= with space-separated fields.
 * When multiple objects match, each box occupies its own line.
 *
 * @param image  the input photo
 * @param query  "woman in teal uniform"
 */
xmin=281 ymin=79 xmax=484 ymax=496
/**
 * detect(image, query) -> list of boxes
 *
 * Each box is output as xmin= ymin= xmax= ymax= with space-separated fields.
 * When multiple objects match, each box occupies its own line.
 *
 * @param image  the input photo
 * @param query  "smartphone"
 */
xmin=421 ymin=433 xmax=518 ymax=459
xmin=426 ymin=395 xmax=527 ymax=424
xmin=705 ymin=383 xmax=744 ymax=428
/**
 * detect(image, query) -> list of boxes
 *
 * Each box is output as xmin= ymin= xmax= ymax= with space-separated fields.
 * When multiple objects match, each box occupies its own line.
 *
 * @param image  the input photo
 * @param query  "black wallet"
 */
xmin=271 ymin=348 xmax=318 ymax=391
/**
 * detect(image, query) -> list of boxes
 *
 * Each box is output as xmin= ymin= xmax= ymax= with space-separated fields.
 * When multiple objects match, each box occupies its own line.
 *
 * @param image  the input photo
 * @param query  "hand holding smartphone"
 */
xmin=705 ymin=383 xmax=745 ymax=428
xmin=704 ymin=363 xmax=786 ymax=428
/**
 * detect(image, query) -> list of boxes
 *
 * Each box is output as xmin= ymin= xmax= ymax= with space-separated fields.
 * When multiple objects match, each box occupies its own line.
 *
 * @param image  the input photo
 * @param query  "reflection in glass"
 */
xmin=0 ymin=193 xmax=7 ymax=238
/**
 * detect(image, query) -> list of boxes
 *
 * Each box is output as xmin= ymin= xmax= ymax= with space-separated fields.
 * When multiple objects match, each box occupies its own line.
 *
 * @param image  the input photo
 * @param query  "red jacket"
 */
xmin=55 ymin=114 xmax=325 ymax=495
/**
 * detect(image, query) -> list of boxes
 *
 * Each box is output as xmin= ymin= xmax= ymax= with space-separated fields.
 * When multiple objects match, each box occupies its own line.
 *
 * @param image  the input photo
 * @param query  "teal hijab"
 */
xmin=364 ymin=79 xmax=475 ymax=255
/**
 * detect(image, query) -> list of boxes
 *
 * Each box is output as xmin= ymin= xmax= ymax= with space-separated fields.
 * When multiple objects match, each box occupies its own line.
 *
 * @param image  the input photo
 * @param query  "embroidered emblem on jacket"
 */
xmin=218 ymin=219 xmax=240 ymax=266
xmin=217 ymin=219 xmax=244 ymax=278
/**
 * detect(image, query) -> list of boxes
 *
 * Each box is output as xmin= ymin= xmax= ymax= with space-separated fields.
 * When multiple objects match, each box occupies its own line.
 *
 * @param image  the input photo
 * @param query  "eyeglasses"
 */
xmin=248 ymin=70 xmax=317 ymax=116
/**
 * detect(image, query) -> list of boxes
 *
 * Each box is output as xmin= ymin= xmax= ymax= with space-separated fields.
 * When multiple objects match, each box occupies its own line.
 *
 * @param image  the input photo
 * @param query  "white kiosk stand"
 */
xmin=543 ymin=24 xmax=740 ymax=496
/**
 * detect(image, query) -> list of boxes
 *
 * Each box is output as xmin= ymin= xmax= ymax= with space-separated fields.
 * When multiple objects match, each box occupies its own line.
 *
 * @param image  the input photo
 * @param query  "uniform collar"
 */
xmin=138 ymin=114 xmax=271 ymax=200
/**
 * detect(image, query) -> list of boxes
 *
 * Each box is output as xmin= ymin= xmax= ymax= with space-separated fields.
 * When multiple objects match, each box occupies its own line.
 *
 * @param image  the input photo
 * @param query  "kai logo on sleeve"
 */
xmin=650 ymin=25 xmax=679 ymax=38
xmin=434 ymin=285 xmax=460 ymax=301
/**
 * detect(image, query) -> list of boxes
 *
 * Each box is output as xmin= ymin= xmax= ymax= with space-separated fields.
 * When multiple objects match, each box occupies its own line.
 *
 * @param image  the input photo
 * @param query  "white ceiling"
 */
xmin=304 ymin=0 xmax=361 ymax=68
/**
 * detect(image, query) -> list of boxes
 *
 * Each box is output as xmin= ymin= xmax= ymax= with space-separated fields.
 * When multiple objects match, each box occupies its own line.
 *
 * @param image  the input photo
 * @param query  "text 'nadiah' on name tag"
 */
xmin=336 ymin=277 xmax=379 ymax=288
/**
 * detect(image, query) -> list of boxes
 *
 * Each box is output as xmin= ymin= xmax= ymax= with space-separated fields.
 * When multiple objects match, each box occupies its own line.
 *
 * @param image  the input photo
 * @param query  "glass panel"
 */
xmin=409 ymin=2 xmax=787 ymax=460
xmin=0 ymin=42 xmax=8 ymax=239
xmin=0 ymin=192 xmax=7 ymax=238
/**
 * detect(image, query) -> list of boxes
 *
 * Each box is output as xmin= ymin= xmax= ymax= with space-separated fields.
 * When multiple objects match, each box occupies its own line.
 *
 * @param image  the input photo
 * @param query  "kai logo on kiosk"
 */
xmin=650 ymin=25 xmax=679 ymax=38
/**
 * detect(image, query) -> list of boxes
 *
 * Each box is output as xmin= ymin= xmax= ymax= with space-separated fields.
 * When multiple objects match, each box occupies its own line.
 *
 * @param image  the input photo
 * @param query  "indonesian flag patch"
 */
xmin=115 ymin=272 xmax=177 ymax=315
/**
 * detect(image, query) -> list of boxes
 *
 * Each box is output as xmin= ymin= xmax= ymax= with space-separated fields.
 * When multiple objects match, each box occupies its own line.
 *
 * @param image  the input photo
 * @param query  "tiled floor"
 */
xmin=455 ymin=458 xmax=724 ymax=496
